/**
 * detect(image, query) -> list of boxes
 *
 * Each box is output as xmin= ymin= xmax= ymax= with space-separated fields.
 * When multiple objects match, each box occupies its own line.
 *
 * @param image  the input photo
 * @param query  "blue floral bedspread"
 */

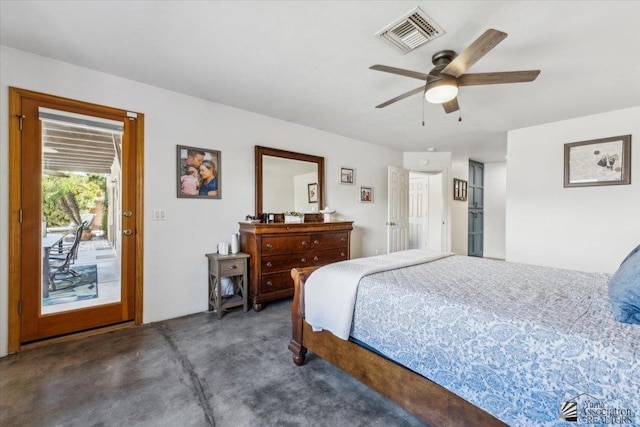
xmin=350 ymin=255 xmax=640 ymax=426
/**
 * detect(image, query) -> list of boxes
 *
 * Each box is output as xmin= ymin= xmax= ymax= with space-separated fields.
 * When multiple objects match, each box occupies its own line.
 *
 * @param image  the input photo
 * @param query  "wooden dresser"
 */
xmin=239 ymin=221 xmax=353 ymax=311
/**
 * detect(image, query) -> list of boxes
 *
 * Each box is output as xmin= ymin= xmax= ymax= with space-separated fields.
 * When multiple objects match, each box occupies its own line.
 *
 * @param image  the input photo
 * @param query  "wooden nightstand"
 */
xmin=205 ymin=252 xmax=250 ymax=319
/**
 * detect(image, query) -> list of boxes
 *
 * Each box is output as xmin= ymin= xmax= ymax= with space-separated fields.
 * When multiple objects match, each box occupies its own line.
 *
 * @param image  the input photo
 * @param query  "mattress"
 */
xmin=349 ymin=255 xmax=639 ymax=426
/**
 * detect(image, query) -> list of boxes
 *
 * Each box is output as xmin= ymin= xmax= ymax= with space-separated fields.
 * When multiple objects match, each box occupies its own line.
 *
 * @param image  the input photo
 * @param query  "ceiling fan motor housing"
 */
xmin=429 ymin=50 xmax=457 ymax=81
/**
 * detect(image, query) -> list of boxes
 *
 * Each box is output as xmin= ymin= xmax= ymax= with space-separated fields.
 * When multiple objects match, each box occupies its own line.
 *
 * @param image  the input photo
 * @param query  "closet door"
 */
xmin=468 ymin=160 xmax=484 ymax=257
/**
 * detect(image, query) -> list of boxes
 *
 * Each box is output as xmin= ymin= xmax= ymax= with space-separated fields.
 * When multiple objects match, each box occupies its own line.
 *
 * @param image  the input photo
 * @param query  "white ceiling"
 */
xmin=2 ymin=1 xmax=640 ymax=163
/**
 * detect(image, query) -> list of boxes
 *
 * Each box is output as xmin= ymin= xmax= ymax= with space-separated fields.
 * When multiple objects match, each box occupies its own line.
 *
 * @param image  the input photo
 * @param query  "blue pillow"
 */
xmin=609 ymin=244 xmax=640 ymax=324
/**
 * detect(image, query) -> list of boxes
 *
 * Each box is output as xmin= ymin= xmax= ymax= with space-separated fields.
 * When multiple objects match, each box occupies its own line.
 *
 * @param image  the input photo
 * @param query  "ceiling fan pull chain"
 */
xmin=458 ymin=110 xmax=462 ymax=122
xmin=422 ymin=87 xmax=427 ymax=126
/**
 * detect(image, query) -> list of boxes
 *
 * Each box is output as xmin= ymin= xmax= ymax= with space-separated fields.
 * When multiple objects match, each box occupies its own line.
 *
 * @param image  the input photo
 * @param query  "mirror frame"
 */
xmin=255 ymin=145 xmax=324 ymax=217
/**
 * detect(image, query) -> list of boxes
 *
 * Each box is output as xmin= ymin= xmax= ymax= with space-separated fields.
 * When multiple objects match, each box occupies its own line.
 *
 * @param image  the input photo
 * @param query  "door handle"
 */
xmin=123 ymin=211 xmax=132 ymax=217
xmin=386 ymin=222 xmax=396 ymax=226
xmin=123 ymin=229 xmax=132 ymax=236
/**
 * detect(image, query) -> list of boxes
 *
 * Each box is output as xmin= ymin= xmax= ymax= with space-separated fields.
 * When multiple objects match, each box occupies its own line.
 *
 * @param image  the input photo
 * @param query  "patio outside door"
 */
xmin=9 ymin=88 xmax=143 ymax=345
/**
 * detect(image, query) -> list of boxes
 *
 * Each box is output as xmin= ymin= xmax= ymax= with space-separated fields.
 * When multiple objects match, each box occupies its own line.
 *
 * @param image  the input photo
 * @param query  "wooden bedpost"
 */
xmin=289 ymin=266 xmax=320 ymax=366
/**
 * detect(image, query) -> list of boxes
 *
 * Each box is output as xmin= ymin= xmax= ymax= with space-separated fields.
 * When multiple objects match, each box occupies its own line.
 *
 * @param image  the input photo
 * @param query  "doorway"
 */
xmin=8 ymin=88 xmax=144 ymax=351
xmin=388 ymin=166 xmax=445 ymax=254
xmin=408 ymin=171 xmax=443 ymax=251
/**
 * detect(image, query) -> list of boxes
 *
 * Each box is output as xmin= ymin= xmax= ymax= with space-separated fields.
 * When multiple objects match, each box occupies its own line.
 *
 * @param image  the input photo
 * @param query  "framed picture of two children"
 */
xmin=177 ymin=145 xmax=221 ymax=199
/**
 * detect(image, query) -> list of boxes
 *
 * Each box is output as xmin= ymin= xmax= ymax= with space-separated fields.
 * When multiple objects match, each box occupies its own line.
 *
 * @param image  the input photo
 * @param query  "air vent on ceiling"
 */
xmin=375 ymin=7 xmax=444 ymax=54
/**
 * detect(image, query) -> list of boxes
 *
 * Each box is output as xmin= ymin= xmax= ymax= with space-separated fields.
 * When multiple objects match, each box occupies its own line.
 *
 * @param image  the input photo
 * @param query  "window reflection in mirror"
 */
xmin=262 ymin=156 xmax=318 ymax=213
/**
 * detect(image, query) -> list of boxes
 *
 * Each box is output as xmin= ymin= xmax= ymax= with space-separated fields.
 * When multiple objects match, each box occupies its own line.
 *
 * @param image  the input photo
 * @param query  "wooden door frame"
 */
xmin=7 ymin=87 xmax=144 ymax=353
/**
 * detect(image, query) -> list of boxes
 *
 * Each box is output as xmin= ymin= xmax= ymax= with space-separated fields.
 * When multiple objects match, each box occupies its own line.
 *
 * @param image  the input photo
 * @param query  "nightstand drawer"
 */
xmin=216 ymin=259 xmax=247 ymax=277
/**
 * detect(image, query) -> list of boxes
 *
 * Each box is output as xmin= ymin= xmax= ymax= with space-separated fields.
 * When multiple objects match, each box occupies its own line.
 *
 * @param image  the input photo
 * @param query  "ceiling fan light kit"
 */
xmin=370 ymin=28 xmax=540 ymax=114
xmin=425 ymin=79 xmax=458 ymax=103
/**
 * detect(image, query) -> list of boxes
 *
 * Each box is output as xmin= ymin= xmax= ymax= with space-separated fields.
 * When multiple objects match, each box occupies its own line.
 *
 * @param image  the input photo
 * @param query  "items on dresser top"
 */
xmin=239 ymin=221 xmax=353 ymax=311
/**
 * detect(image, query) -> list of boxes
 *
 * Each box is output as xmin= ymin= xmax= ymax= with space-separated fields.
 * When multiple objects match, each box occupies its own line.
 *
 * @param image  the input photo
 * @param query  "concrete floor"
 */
xmin=0 ymin=299 xmax=425 ymax=427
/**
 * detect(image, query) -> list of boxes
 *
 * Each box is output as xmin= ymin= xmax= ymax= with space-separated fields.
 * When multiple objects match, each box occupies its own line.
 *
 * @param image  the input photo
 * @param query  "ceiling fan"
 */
xmin=370 ymin=29 xmax=540 ymax=113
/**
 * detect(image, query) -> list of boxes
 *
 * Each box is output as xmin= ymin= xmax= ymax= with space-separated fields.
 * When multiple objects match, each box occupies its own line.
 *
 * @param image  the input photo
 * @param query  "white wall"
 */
xmin=0 ymin=46 xmax=401 ymax=356
xmin=293 ymin=171 xmax=317 ymax=212
xmin=262 ymin=171 xmax=294 ymax=212
xmin=484 ymin=162 xmax=506 ymax=259
xmin=506 ymin=106 xmax=640 ymax=273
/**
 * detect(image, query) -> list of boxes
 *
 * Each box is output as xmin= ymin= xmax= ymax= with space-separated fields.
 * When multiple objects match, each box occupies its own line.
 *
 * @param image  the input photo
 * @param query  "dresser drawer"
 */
xmin=260 ymin=271 xmax=293 ymax=293
xmin=261 ymin=235 xmax=311 ymax=254
xmin=215 ymin=259 xmax=247 ymax=277
xmin=310 ymin=231 xmax=349 ymax=250
xmin=311 ymin=247 xmax=349 ymax=266
xmin=262 ymin=253 xmax=312 ymax=273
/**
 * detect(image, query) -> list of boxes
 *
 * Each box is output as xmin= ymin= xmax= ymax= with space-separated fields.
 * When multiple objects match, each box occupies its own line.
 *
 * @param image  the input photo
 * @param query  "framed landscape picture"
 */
xmin=177 ymin=145 xmax=221 ymax=198
xmin=564 ymin=135 xmax=631 ymax=187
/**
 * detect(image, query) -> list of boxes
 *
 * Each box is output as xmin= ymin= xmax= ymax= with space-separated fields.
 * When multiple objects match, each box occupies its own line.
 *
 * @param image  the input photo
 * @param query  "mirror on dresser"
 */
xmin=243 ymin=146 xmax=351 ymax=312
xmin=255 ymin=146 xmax=324 ymax=217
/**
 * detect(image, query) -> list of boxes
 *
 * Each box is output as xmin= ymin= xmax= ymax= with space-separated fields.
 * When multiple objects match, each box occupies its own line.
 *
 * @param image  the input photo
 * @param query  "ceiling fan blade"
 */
xmin=375 ymin=85 xmax=426 ymax=108
xmin=442 ymin=97 xmax=459 ymax=114
xmin=370 ymin=65 xmax=435 ymax=81
xmin=441 ymin=29 xmax=508 ymax=78
xmin=458 ymin=70 xmax=540 ymax=86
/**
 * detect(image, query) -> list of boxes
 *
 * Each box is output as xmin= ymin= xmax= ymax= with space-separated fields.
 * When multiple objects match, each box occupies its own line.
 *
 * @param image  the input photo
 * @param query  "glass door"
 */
xmin=15 ymin=91 xmax=138 ymax=344
xmin=40 ymin=108 xmax=123 ymax=315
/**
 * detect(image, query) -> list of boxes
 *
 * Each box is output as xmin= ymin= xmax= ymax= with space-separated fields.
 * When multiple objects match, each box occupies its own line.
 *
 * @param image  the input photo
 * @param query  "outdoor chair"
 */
xmin=48 ymin=221 xmax=85 ymax=289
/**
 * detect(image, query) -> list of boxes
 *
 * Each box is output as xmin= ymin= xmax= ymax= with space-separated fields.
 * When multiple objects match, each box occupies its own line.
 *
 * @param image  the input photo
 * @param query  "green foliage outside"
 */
xmin=42 ymin=174 xmax=106 ymax=228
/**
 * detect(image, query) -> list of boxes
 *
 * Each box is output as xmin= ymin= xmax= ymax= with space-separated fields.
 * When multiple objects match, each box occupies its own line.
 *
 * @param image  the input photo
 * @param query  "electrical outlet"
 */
xmin=153 ymin=209 xmax=166 ymax=220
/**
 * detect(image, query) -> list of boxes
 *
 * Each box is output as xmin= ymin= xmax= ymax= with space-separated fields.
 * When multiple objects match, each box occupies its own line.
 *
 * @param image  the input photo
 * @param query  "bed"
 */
xmin=289 ymin=249 xmax=640 ymax=426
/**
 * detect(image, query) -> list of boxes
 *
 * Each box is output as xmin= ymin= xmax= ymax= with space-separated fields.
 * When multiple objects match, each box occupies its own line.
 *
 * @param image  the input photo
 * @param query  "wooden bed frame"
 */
xmin=288 ymin=266 xmax=508 ymax=427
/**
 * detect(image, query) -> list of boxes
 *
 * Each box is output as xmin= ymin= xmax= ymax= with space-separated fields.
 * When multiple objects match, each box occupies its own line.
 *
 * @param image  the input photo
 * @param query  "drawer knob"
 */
xmin=341 ymin=237 xmax=346 ymax=241
xmin=266 ymin=243 xmax=273 ymax=249
xmin=228 ymin=265 xmax=237 ymax=270
xmin=313 ymin=256 xmax=319 ymax=262
xmin=266 ymin=262 xmax=273 ymax=268
xmin=313 ymin=239 xmax=320 ymax=245
xmin=301 ymin=257 xmax=307 ymax=263
xmin=301 ymin=241 xmax=307 ymax=246
xmin=266 ymin=281 xmax=273 ymax=287
xmin=340 ymin=252 xmax=346 ymax=257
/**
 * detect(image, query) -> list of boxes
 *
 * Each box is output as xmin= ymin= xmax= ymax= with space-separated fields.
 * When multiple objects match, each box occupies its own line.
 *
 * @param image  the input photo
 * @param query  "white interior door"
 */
xmin=409 ymin=173 xmax=429 ymax=249
xmin=387 ymin=165 xmax=409 ymax=253
xmin=427 ymin=173 xmax=444 ymax=251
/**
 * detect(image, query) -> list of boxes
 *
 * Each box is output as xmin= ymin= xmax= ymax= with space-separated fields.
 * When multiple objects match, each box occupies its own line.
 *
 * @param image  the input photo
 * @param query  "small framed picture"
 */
xmin=453 ymin=178 xmax=468 ymax=201
xmin=340 ymin=167 xmax=355 ymax=184
xmin=359 ymin=186 xmax=373 ymax=203
xmin=177 ymin=145 xmax=221 ymax=199
xmin=308 ymin=182 xmax=318 ymax=203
